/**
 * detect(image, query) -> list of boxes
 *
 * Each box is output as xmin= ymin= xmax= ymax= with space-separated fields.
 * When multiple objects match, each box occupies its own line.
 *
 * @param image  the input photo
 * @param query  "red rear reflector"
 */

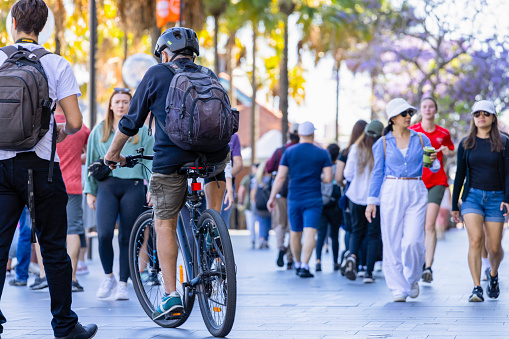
xmin=191 ymin=183 xmax=202 ymax=191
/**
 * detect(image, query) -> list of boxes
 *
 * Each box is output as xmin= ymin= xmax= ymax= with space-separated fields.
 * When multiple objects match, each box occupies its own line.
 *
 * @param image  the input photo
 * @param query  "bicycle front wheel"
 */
xmin=195 ymin=209 xmax=237 ymax=337
xmin=129 ymin=210 xmax=195 ymax=328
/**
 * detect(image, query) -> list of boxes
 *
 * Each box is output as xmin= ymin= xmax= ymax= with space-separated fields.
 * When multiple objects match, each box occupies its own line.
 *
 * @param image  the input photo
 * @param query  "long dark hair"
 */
xmin=463 ymin=114 xmax=504 ymax=152
xmin=344 ymin=120 xmax=367 ymax=156
xmin=382 ymin=119 xmax=393 ymax=136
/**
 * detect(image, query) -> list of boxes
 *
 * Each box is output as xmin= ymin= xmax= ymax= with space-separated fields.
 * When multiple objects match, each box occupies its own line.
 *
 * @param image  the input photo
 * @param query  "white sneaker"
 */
xmin=374 ymin=261 xmax=383 ymax=272
xmin=393 ymin=294 xmax=407 ymax=302
xmin=410 ymin=282 xmax=419 ymax=298
xmin=115 ymin=282 xmax=129 ymax=300
xmin=96 ymin=275 xmax=117 ymax=298
xmin=28 ymin=262 xmax=40 ymax=275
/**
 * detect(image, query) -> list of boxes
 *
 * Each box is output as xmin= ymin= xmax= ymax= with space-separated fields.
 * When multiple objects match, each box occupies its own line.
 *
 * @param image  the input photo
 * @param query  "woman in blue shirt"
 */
xmin=365 ymin=98 xmax=438 ymax=302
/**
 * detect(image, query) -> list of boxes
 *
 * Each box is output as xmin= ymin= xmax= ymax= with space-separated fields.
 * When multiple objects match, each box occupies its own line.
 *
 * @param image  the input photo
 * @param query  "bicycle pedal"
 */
xmin=165 ymin=311 xmax=185 ymax=320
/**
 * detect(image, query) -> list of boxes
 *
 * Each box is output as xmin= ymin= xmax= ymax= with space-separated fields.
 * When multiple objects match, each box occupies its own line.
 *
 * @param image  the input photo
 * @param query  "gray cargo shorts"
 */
xmin=149 ymin=153 xmax=230 ymax=220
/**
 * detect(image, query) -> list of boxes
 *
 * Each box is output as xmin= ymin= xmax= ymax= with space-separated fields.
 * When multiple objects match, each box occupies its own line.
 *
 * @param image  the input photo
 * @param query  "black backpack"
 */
xmin=0 ymin=46 xmax=55 ymax=152
xmin=255 ymin=175 xmax=274 ymax=211
xmin=154 ymin=61 xmax=239 ymax=152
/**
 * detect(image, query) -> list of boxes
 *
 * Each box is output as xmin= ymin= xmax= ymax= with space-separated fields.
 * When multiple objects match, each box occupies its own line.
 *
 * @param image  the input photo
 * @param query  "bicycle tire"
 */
xmin=195 ymin=209 xmax=237 ymax=337
xmin=129 ymin=210 xmax=195 ymax=328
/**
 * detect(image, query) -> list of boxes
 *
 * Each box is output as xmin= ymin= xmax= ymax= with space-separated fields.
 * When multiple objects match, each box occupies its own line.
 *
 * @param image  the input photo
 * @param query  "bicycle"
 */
xmin=119 ymin=147 xmax=237 ymax=337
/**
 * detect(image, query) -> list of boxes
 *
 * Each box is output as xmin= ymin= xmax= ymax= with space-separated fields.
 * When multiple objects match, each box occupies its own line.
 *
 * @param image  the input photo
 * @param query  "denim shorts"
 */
xmin=461 ymin=188 xmax=505 ymax=222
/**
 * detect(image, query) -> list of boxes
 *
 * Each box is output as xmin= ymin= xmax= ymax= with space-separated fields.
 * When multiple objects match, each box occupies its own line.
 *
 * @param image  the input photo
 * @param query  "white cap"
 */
xmin=471 ymin=100 xmax=496 ymax=115
xmin=298 ymin=121 xmax=316 ymax=136
xmin=386 ymin=98 xmax=416 ymax=120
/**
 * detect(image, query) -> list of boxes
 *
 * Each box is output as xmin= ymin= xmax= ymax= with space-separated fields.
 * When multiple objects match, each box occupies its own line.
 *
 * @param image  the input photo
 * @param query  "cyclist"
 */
xmin=104 ymin=27 xmax=230 ymax=320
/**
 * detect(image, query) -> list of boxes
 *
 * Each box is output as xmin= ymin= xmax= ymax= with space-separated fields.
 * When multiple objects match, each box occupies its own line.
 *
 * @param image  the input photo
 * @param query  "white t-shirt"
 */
xmin=0 ymin=43 xmax=81 ymax=161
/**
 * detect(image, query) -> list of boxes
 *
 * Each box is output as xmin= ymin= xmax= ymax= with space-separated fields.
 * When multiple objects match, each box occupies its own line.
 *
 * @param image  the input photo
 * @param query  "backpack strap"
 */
xmin=162 ymin=62 xmax=182 ymax=75
xmin=0 ymin=46 xmax=18 ymax=58
xmin=31 ymin=48 xmax=52 ymax=59
xmin=418 ymin=132 xmax=424 ymax=148
xmin=47 ymin=114 xmax=58 ymax=182
xmin=197 ymin=65 xmax=219 ymax=80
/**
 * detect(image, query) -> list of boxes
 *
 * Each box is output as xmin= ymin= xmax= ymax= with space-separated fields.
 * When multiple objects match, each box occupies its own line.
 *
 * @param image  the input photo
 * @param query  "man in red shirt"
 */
xmin=410 ymin=97 xmax=454 ymax=283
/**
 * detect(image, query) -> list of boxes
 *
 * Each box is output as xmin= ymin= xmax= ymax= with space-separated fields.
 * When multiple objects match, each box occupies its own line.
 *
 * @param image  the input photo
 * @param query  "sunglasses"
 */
xmin=473 ymin=111 xmax=491 ymax=118
xmin=400 ymin=109 xmax=414 ymax=118
xmin=114 ymin=87 xmax=131 ymax=94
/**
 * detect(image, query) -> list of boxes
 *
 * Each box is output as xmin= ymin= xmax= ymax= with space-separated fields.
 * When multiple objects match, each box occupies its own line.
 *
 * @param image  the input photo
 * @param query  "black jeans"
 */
xmin=0 ymin=153 xmax=77 ymax=336
xmin=348 ymin=201 xmax=382 ymax=275
xmin=96 ymin=177 xmax=145 ymax=282
xmin=315 ymin=204 xmax=341 ymax=263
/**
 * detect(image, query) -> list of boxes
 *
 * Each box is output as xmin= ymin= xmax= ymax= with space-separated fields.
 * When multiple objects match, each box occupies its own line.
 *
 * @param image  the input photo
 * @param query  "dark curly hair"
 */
xmin=11 ymin=0 xmax=48 ymax=36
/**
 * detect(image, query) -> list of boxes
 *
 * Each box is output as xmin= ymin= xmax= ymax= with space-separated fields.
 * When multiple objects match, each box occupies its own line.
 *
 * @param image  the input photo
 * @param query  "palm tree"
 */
xmin=235 ymin=0 xmax=274 ymax=164
xmin=205 ymin=0 xmax=230 ymax=74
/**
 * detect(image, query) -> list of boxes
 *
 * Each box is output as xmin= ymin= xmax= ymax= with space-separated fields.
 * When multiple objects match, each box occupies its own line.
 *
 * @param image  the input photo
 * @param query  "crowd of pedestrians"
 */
xmin=245 ymin=97 xmax=508 ymax=305
xmin=0 ymin=2 xmax=507 ymax=337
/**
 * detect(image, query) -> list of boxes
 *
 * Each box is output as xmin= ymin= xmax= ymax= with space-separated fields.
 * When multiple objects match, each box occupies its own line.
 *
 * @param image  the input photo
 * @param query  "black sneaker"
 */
xmin=295 ymin=267 xmax=301 ymax=276
xmin=29 ymin=276 xmax=48 ymax=290
xmin=422 ymin=267 xmax=433 ymax=283
xmin=344 ymin=256 xmax=357 ymax=281
xmin=287 ymin=261 xmax=293 ymax=270
xmin=54 ymin=323 xmax=98 ymax=339
xmin=487 ymin=271 xmax=500 ymax=299
xmin=333 ymin=263 xmax=341 ymax=271
xmin=276 ymin=249 xmax=285 ymax=267
xmin=72 ymin=280 xmax=85 ymax=293
xmin=363 ymin=273 xmax=375 ymax=283
xmin=468 ymin=286 xmax=484 ymax=302
xmin=298 ymin=268 xmax=314 ymax=278
xmin=315 ymin=263 xmax=321 ymax=272
xmin=339 ymin=250 xmax=350 ymax=276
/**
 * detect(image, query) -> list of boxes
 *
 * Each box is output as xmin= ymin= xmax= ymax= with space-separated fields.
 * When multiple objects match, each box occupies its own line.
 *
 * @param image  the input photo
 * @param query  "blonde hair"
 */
xmin=101 ymin=90 xmax=138 ymax=144
xmin=355 ymin=132 xmax=377 ymax=175
xmin=255 ymin=161 xmax=269 ymax=185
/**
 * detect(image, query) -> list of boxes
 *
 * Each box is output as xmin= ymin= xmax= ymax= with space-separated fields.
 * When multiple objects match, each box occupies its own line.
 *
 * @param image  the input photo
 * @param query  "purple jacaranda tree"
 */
xmin=345 ymin=0 xmax=509 ymax=141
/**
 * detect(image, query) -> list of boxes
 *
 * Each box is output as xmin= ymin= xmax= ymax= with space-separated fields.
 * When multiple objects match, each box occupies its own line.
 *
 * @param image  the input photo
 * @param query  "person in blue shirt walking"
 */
xmin=366 ymin=98 xmax=439 ymax=302
xmin=267 ymin=122 xmax=333 ymax=278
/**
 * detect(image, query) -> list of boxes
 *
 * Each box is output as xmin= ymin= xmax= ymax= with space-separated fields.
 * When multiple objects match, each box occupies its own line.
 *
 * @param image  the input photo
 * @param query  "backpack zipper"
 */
xmin=0 ymin=99 xmax=21 ymax=103
xmin=13 ymin=66 xmax=40 ymax=110
xmin=0 ymin=74 xmax=35 ymax=117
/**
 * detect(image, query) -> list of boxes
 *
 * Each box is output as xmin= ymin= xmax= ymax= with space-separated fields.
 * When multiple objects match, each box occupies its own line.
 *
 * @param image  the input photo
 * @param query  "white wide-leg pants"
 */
xmin=380 ymin=178 xmax=427 ymax=297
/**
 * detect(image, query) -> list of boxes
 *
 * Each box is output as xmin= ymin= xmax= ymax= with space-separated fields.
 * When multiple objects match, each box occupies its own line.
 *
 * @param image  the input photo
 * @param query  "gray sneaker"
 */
xmin=29 ymin=276 xmax=48 ymax=290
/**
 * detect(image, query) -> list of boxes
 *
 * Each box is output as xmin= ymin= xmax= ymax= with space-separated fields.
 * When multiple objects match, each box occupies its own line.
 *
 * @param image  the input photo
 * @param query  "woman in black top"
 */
xmin=452 ymin=100 xmax=509 ymax=303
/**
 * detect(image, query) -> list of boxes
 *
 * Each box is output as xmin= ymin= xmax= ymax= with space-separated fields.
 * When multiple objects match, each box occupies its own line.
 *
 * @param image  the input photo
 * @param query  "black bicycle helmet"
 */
xmin=154 ymin=27 xmax=200 ymax=58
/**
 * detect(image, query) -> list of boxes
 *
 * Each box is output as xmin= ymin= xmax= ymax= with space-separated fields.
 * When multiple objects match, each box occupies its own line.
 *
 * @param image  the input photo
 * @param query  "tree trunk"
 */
xmin=226 ymin=31 xmax=237 ymax=107
xmin=151 ymin=21 xmax=161 ymax=61
xmin=88 ymin=0 xmax=97 ymax=129
xmin=53 ymin=0 xmax=65 ymax=55
xmin=335 ymin=62 xmax=340 ymax=142
xmin=214 ymin=14 xmax=220 ymax=75
xmin=280 ymin=13 xmax=289 ymax=144
xmin=250 ymin=21 xmax=257 ymax=165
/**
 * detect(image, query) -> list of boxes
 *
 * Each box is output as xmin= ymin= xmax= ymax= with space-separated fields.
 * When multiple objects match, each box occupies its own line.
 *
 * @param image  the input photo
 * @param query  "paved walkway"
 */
xmin=2 ymin=227 xmax=509 ymax=338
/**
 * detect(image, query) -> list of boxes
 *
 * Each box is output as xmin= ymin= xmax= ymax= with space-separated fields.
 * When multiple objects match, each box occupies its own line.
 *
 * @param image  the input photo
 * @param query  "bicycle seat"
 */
xmin=179 ymin=161 xmax=216 ymax=177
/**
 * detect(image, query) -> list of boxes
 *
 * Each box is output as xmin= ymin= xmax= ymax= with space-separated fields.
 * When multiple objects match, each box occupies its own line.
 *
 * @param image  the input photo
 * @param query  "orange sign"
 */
xmin=156 ymin=0 xmax=181 ymax=28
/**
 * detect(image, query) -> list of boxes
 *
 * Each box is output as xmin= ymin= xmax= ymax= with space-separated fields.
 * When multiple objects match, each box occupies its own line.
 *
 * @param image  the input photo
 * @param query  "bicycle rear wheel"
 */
xmin=195 ymin=209 xmax=237 ymax=337
xmin=129 ymin=210 xmax=194 ymax=328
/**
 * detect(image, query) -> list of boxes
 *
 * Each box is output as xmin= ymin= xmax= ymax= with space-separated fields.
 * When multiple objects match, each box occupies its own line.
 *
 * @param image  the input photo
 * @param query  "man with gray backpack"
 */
xmin=0 ymin=0 xmax=97 ymax=338
xmin=105 ymin=27 xmax=238 ymax=320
